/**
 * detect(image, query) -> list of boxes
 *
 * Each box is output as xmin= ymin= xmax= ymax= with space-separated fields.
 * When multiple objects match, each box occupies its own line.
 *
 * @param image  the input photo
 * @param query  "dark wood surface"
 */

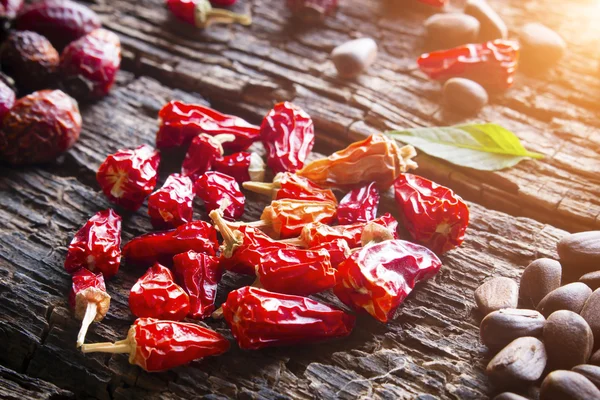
xmin=1 ymin=0 xmax=599 ymax=398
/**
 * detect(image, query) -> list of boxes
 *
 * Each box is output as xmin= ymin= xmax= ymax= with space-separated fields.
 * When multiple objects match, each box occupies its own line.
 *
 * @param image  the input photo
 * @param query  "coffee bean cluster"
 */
xmin=475 ymin=231 xmax=600 ymax=399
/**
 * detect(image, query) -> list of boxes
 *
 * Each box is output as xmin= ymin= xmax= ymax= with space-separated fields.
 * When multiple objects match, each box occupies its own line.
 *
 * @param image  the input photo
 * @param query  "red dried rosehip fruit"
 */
xmin=0 ymin=0 xmax=24 ymax=30
xmin=60 ymin=28 xmax=121 ymax=99
xmin=15 ymin=0 xmax=101 ymax=49
xmin=96 ymin=145 xmax=161 ymax=211
xmin=0 ymin=79 xmax=16 ymax=120
xmin=0 ymin=89 xmax=81 ymax=164
xmin=0 ymin=30 xmax=59 ymax=91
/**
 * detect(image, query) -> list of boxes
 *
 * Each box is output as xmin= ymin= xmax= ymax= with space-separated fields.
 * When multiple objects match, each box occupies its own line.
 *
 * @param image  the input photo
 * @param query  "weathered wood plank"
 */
xmin=0 ymin=365 xmax=74 ymax=399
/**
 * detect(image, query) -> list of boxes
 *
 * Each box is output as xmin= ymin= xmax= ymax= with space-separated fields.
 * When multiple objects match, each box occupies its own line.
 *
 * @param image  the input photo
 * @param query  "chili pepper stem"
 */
xmin=76 ymin=302 xmax=98 ymax=348
xmin=195 ymin=1 xmax=252 ymax=28
xmin=209 ymin=210 xmax=236 ymax=245
xmin=212 ymin=307 xmax=224 ymax=319
xmin=242 ymin=181 xmax=274 ymax=197
xmin=244 ymin=220 xmax=269 ymax=229
xmin=213 ymin=133 xmax=236 ymax=145
xmin=80 ymin=342 xmax=132 ymax=354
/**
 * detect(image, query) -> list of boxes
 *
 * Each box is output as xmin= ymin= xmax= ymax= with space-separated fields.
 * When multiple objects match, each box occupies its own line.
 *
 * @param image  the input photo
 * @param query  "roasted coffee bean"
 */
xmin=493 ymin=393 xmax=529 ymax=400
xmin=536 ymin=282 xmax=592 ymax=318
xmin=424 ymin=13 xmax=480 ymax=49
xmin=544 ymin=310 xmax=594 ymax=370
xmin=540 ymin=370 xmax=600 ymax=400
xmin=331 ymin=38 xmax=377 ymax=79
xmin=519 ymin=258 xmax=561 ymax=308
xmin=480 ymin=308 xmax=545 ymax=352
xmin=580 ymin=271 xmax=600 ymax=291
xmin=464 ymin=0 xmax=507 ymax=41
xmin=580 ymin=289 xmax=600 ymax=349
xmin=558 ymin=231 xmax=600 ymax=276
xmin=475 ymin=277 xmax=518 ymax=315
xmin=572 ymin=365 xmax=600 ymax=390
xmin=443 ymin=78 xmax=488 ymax=116
xmin=486 ymin=336 xmax=547 ymax=386
xmin=519 ymin=23 xmax=566 ymax=69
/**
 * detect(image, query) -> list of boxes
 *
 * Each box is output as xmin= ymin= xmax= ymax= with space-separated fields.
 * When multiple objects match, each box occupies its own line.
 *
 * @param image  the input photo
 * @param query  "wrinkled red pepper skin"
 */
xmin=129 ymin=318 xmax=230 ymax=371
xmin=394 ymin=174 xmax=469 ymax=254
xmin=129 ymin=263 xmax=190 ymax=321
xmin=260 ymin=102 xmax=314 ymax=173
xmin=96 ymin=145 xmax=161 ymax=211
xmin=173 ymin=251 xmax=221 ymax=319
xmin=64 ymin=209 xmax=122 ymax=279
xmin=213 ymin=152 xmax=252 ymax=184
xmin=123 ymin=221 xmax=219 ymax=268
xmin=222 ymin=286 xmax=355 ymax=350
xmin=310 ymin=238 xmax=350 ymax=269
xmin=156 ymin=101 xmax=260 ymax=151
xmin=334 ymin=240 xmax=442 ymax=323
xmin=417 ymin=40 xmax=519 ymax=90
xmin=275 ymin=172 xmax=337 ymax=203
xmin=68 ymin=267 xmax=107 ymax=309
xmin=337 ymin=182 xmax=379 ymax=225
xmin=148 ymin=174 xmax=194 ymax=230
xmin=165 ymin=0 xmax=196 ymax=25
xmin=257 ymin=248 xmax=336 ymax=296
xmin=195 ymin=171 xmax=245 ymax=220
xmin=181 ymin=134 xmax=222 ymax=181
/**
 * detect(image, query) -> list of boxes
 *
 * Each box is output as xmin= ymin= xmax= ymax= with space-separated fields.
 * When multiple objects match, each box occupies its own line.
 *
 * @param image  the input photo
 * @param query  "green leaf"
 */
xmin=385 ymin=123 xmax=544 ymax=171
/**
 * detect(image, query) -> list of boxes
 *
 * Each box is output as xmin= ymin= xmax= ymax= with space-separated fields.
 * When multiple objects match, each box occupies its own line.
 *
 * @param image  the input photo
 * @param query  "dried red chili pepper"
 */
xmin=213 ymin=151 xmax=265 ymax=184
xmin=156 ymin=101 xmax=260 ymax=151
xmin=165 ymin=0 xmax=251 ymax=28
xmin=260 ymin=102 xmax=315 ymax=173
xmin=129 ymin=263 xmax=190 ymax=321
xmin=147 ymin=174 xmax=194 ymax=230
xmin=394 ymin=174 xmax=469 ymax=254
xmin=286 ymin=0 xmax=337 ymax=22
xmin=310 ymin=238 xmax=350 ymax=269
xmin=209 ymin=209 xmax=292 ymax=275
xmin=173 ymin=251 xmax=221 ymax=319
xmin=195 ymin=171 xmax=245 ymax=220
xmin=337 ymin=182 xmax=379 ymax=225
xmin=297 ymin=134 xmax=417 ymax=189
xmin=81 ymin=317 xmax=229 ymax=372
xmin=123 ymin=221 xmax=218 ymax=268
xmin=64 ymin=209 xmax=122 ymax=279
xmin=334 ymin=240 xmax=442 ymax=323
xmin=417 ymin=40 xmax=519 ymax=90
xmin=416 ymin=0 xmax=447 ymax=7
xmin=243 ymin=172 xmax=337 ymax=204
xmin=69 ymin=268 xmax=110 ymax=347
xmin=222 ymin=286 xmax=355 ymax=350
xmin=181 ymin=133 xmax=234 ymax=180
xmin=96 ymin=144 xmax=161 ymax=211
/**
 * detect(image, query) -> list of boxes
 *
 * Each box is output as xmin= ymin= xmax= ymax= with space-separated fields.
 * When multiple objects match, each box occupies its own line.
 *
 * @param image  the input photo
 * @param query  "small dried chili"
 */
xmin=81 ymin=317 xmax=230 ymax=372
xmin=260 ymin=102 xmax=315 ymax=173
xmin=156 ymin=101 xmax=260 ymax=151
xmin=334 ymin=240 xmax=442 ymax=323
xmin=195 ymin=171 xmax=245 ymax=220
xmin=310 ymin=238 xmax=350 ymax=268
xmin=209 ymin=209 xmax=292 ymax=275
xmin=337 ymin=181 xmax=379 ymax=225
xmin=173 ymin=251 xmax=221 ymax=319
xmin=222 ymin=286 xmax=355 ymax=350
xmin=213 ymin=151 xmax=265 ymax=184
xmin=256 ymin=248 xmax=336 ymax=296
xmin=394 ymin=174 xmax=469 ymax=254
xmin=243 ymin=172 xmax=337 ymax=203
xmin=165 ymin=0 xmax=251 ymax=28
xmin=297 ymin=134 xmax=417 ymax=189
xmin=69 ymin=268 xmax=110 ymax=347
xmin=417 ymin=40 xmax=520 ymax=90
xmin=64 ymin=209 xmax=122 ymax=279
xmin=129 ymin=263 xmax=190 ymax=321
xmin=123 ymin=221 xmax=218 ymax=268
xmin=286 ymin=0 xmax=337 ymax=22
xmin=96 ymin=144 xmax=161 ymax=211
xmin=181 ymin=133 xmax=234 ymax=181
xmin=147 ymin=174 xmax=194 ymax=230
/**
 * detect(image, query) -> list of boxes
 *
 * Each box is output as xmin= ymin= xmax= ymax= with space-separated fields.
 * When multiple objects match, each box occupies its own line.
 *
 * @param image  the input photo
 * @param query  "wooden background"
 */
xmin=1 ymin=0 xmax=599 ymax=398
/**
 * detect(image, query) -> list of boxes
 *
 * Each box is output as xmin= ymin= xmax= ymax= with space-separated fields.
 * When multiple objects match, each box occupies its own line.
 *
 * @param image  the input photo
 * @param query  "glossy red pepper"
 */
xmin=334 ymin=240 xmax=442 ymax=323
xmin=416 ymin=0 xmax=447 ymax=7
xmin=181 ymin=133 xmax=234 ymax=181
xmin=260 ymin=102 xmax=315 ymax=173
xmin=337 ymin=182 xmax=379 ymax=225
xmin=417 ymin=40 xmax=520 ymax=90
xmin=123 ymin=221 xmax=218 ymax=268
xmin=166 ymin=0 xmax=250 ymax=28
xmin=64 ymin=209 xmax=122 ymax=279
xmin=310 ymin=238 xmax=350 ymax=269
xmin=213 ymin=151 xmax=265 ymax=184
xmin=256 ymin=248 xmax=336 ymax=296
xmin=96 ymin=144 xmax=161 ymax=211
xmin=222 ymin=286 xmax=355 ymax=350
xmin=286 ymin=0 xmax=337 ymax=22
xmin=209 ymin=210 xmax=293 ymax=275
xmin=255 ymin=199 xmax=337 ymax=239
xmin=243 ymin=172 xmax=337 ymax=204
xmin=69 ymin=268 xmax=110 ymax=347
xmin=156 ymin=101 xmax=259 ymax=151
xmin=147 ymin=174 xmax=194 ymax=230
xmin=394 ymin=174 xmax=469 ymax=254
xmin=81 ymin=317 xmax=230 ymax=372
xmin=129 ymin=263 xmax=190 ymax=321
xmin=195 ymin=171 xmax=245 ymax=220
xmin=173 ymin=251 xmax=221 ymax=319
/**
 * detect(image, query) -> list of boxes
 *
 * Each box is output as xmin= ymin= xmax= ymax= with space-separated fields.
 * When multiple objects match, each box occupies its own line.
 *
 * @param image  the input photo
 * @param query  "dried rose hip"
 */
xmin=96 ymin=145 xmax=161 ymax=211
xmin=0 ymin=30 xmax=59 ymax=91
xmin=0 ymin=89 xmax=81 ymax=165
xmin=60 ymin=28 xmax=121 ymax=99
xmin=15 ymin=0 xmax=101 ymax=49
xmin=0 ymin=0 xmax=24 ymax=30
xmin=147 ymin=173 xmax=194 ymax=230
xmin=0 ymin=79 xmax=15 ymax=120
